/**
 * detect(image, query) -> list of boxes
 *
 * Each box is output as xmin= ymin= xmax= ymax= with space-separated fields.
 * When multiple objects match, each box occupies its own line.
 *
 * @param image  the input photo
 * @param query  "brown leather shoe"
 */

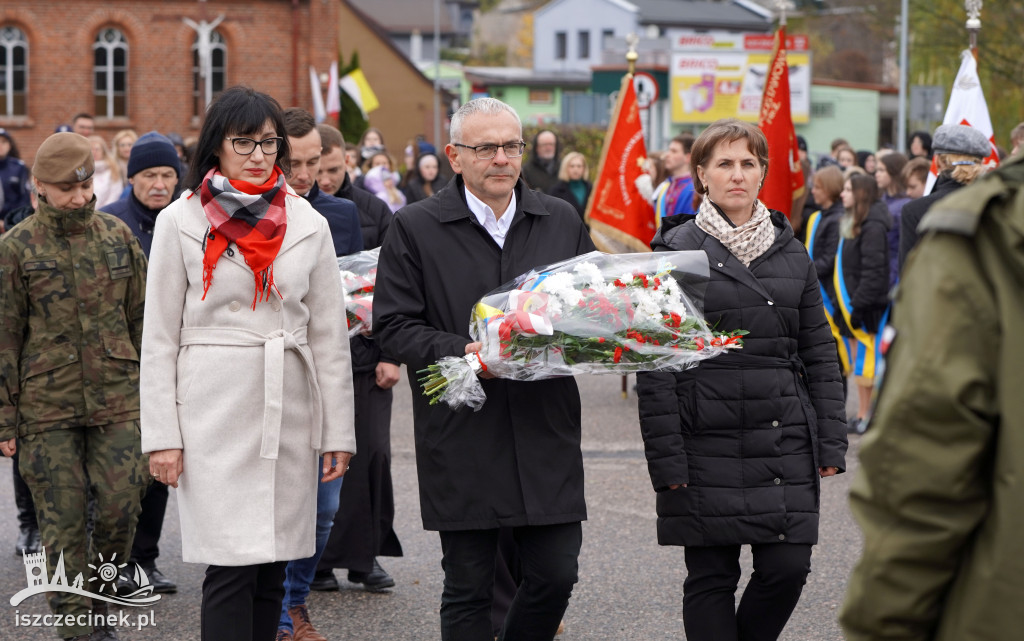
xmin=288 ymin=605 xmax=327 ymax=641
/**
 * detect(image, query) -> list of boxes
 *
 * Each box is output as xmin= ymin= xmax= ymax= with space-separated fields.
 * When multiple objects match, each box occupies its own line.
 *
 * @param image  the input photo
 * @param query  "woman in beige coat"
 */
xmin=140 ymin=86 xmax=355 ymax=641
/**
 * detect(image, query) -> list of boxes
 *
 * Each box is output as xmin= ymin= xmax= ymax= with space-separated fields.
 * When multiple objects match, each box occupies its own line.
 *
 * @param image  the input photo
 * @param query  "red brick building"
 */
xmin=0 ymin=0 xmax=338 ymax=165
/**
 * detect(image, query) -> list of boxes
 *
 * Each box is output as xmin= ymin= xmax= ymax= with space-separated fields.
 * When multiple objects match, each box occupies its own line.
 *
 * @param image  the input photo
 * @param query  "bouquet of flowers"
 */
xmin=420 ymin=250 xmax=745 ymax=411
xmin=337 ymin=247 xmax=379 ymax=337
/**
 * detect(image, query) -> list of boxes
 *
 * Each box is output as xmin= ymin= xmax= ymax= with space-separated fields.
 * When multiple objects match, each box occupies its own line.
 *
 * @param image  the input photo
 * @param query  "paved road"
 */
xmin=0 ymin=371 xmax=861 ymax=639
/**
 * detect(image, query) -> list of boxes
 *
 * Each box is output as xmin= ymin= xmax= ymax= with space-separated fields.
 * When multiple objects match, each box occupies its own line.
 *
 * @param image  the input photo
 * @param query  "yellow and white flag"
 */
xmin=339 ymin=68 xmax=380 ymax=118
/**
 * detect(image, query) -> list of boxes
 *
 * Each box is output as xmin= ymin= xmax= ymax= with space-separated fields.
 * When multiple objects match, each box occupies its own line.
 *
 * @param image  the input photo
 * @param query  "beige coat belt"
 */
xmin=178 ymin=326 xmax=323 ymax=459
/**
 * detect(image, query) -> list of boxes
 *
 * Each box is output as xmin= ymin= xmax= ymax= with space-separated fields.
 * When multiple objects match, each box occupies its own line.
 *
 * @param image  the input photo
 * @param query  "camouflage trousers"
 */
xmin=18 ymin=420 xmax=148 ymax=638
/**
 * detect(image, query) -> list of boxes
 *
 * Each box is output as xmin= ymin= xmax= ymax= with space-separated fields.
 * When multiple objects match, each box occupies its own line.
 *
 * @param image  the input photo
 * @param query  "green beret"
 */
xmin=32 ymin=132 xmax=95 ymax=183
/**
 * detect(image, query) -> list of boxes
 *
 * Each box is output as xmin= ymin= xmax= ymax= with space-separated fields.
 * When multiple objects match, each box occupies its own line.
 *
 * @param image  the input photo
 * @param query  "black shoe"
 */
xmin=309 ymin=569 xmax=339 ymax=592
xmin=347 ymin=559 xmax=395 ymax=592
xmin=14 ymin=526 xmax=40 ymax=556
xmin=139 ymin=565 xmax=177 ymax=594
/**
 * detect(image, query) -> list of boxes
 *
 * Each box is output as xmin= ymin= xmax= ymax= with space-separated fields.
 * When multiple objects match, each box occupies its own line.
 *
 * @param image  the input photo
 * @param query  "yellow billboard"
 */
xmin=668 ymin=32 xmax=811 ymax=125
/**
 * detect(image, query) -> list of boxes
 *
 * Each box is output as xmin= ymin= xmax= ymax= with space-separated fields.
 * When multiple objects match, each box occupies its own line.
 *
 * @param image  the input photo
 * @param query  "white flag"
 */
xmin=925 ymin=50 xmax=998 ymax=193
xmin=326 ymin=61 xmax=340 ymax=121
xmin=309 ymin=66 xmax=326 ymax=124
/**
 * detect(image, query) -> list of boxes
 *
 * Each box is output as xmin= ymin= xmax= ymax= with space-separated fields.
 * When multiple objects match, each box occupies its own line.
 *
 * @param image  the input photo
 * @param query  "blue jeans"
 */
xmin=278 ymin=458 xmax=343 ymax=631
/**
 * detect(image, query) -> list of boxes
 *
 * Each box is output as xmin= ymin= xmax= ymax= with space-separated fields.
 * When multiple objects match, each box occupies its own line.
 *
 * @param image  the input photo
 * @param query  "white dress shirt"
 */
xmin=465 ymin=186 xmax=516 ymax=248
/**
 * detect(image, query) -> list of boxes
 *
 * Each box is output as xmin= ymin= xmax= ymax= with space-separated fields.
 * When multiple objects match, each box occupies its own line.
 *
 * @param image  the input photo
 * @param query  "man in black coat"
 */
xmin=311 ymin=124 xmax=405 ymax=594
xmin=520 ymin=129 xmax=560 ymax=194
xmin=374 ymin=98 xmax=595 ymax=640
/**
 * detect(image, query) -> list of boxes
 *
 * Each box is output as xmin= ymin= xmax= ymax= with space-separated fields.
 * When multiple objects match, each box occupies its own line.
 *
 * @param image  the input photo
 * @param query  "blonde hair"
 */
xmin=88 ymin=135 xmax=123 ymax=183
xmin=111 ymin=129 xmax=138 ymax=158
xmin=557 ymin=151 xmax=588 ymax=181
xmin=937 ymin=153 xmax=986 ymax=185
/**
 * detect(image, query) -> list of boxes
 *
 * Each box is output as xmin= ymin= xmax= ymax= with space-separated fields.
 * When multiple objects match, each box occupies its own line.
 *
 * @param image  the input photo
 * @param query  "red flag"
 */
xmin=585 ymin=75 xmax=657 ymax=253
xmin=757 ymin=25 xmax=804 ymax=218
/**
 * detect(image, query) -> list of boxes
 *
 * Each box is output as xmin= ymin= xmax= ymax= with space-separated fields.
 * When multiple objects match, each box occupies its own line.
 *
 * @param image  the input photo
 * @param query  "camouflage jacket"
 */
xmin=0 ymin=197 xmax=147 ymax=439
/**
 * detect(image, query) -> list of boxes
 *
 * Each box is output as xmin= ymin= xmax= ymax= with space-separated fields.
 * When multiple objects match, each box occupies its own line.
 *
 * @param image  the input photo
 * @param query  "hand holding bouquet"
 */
xmin=420 ymin=250 xmax=745 ymax=410
xmin=337 ymin=247 xmax=379 ymax=337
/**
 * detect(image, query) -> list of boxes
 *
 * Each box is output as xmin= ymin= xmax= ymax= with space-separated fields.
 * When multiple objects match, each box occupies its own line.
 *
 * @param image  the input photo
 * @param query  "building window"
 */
xmin=193 ymin=30 xmax=226 ymax=117
xmin=578 ymin=30 xmax=590 ymax=59
xmin=0 ymin=26 xmax=28 ymax=116
xmin=555 ymin=31 xmax=566 ymax=60
xmin=528 ymin=88 xmax=553 ymax=105
xmin=602 ymin=29 xmax=615 ymax=49
xmin=93 ymin=28 xmax=128 ymax=118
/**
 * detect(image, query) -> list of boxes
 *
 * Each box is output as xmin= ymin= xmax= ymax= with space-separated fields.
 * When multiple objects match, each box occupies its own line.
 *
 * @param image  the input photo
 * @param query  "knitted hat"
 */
xmin=32 ymin=132 xmax=94 ymax=183
xmin=127 ymin=131 xmax=181 ymax=178
xmin=932 ymin=124 xmax=991 ymax=158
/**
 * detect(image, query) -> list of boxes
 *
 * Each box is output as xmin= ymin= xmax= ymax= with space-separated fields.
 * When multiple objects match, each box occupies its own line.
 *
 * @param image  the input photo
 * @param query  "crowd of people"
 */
xmin=1 ymin=86 xmax=1023 ymax=641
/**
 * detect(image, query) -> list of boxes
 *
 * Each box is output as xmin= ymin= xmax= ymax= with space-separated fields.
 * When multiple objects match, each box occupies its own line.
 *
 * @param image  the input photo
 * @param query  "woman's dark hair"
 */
xmin=856 ymin=150 xmax=875 ymax=171
xmin=690 ymin=118 xmax=768 ymax=195
xmin=848 ymin=173 xmax=879 ymax=236
xmin=0 ymin=131 xmax=20 ymax=159
xmin=908 ymin=130 xmax=933 ymax=159
xmin=184 ymin=86 xmax=291 ymax=191
xmin=877 ymin=152 xmax=908 ymax=196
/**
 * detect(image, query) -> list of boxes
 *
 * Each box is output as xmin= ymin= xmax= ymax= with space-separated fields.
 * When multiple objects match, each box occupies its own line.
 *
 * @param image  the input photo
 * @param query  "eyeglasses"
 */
xmin=225 ymin=136 xmax=284 ymax=156
xmin=453 ymin=142 xmax=526 ymax=160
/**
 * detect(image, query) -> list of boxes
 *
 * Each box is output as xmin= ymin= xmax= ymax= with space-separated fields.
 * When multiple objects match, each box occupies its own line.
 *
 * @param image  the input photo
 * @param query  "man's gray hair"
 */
xmin=449 ymin=98 xmax=522 ymax=143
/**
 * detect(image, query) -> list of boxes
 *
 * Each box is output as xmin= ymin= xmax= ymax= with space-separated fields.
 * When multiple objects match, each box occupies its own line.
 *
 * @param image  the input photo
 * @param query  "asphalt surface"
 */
xmin=0 ymin=371 xmax=862 ymax=639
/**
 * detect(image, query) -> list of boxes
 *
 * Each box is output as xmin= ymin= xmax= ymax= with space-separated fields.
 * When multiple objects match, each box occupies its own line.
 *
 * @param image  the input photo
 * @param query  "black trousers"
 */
xmin=130 ymin=481 xmax=169 ymax=566
xmin=11 ymin=447 xmax=38 ymax=530
xmin=439 ymin=522 xmax=582 ymax=641
xmin=490 ymin=528 xmax=521 ymax=637
xmin=683 ymin=543 xmax=813 ymax=641
xmin=201 ymin=561 xmax=288 ymax=641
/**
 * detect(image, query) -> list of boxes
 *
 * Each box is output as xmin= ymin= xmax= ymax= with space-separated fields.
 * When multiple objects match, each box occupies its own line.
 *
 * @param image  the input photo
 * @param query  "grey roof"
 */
xmin=632 ymin=0 xmax=772 ymax=31
xmin=347 ymin=0 xmax=458 ymax=34
xmin=464 ymin=66 xmax=592 ymax=87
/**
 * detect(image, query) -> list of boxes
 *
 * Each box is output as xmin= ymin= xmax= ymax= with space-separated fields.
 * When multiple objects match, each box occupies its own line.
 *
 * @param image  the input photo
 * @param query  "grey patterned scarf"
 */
xmin=695 ymin=197 xmax=775 ymax=267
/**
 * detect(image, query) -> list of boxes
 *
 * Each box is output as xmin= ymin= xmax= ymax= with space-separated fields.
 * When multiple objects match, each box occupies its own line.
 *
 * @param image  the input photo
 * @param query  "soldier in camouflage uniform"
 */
xmin=0 ymin=132 xmax=148 ymax=641
xmin=841 ymin=152 xmax=1024 ymax=640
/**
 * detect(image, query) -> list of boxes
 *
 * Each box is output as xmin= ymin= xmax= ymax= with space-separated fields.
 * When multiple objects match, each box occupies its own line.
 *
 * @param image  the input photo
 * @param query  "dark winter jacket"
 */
xmin=302 ymin=182 xmax=363 ymax=257
xmin=637 ymin=210 xmax=847 ymax=547
xmin=520 ymin=132 xmax=561 ymax=194
xmin=834 ymin=202 xmax=892 ymax=336
xmin=549 ymin=179 xmax=592 ymax=222
xmin=402 ymin=175 xmax=446 ymax=205
xmin=105 ymin=193 xmax=161 ymax=258
xmin=373 ymin=175 xmax=595 ymax=530
xmin=0 ymin=155 xmax=31 ymax=220
xmin=882 ymin=192 xmax=910 ymax=287
xmin=335 ymin=171 xmax=390 ymax=250
xmin=898 ymin=173 xmax=961 ymax=271
xmin=806 ymin=200 xmax=844 ymax=298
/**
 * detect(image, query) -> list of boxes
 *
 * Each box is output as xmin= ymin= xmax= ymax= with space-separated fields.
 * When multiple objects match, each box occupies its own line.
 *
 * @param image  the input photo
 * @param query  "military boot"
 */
xmin=90 ymin=601 xmax=120 ymax=641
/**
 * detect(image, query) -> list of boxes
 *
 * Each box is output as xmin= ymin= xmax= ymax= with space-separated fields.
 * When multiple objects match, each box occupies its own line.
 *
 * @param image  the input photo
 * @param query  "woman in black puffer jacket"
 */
xmin=833 ymin=174 xmax=891 ymax=432
xmin=637 ymin=119 xmax=847 ymax=641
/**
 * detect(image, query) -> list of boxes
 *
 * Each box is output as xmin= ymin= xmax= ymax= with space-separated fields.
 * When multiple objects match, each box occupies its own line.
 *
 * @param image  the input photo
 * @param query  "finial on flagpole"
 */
xmin=626 ymin=33 xmax=639 ymax=77
xmin=965 ymin=0 xmax=982 ymax=56
xmin=775 ymin=0 xmax=789 ymax=27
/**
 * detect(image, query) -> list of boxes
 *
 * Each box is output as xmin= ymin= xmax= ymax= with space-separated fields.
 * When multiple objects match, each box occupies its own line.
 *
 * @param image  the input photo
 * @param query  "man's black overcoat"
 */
xmin=374 ymin=176 xmax=595 ymax=530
